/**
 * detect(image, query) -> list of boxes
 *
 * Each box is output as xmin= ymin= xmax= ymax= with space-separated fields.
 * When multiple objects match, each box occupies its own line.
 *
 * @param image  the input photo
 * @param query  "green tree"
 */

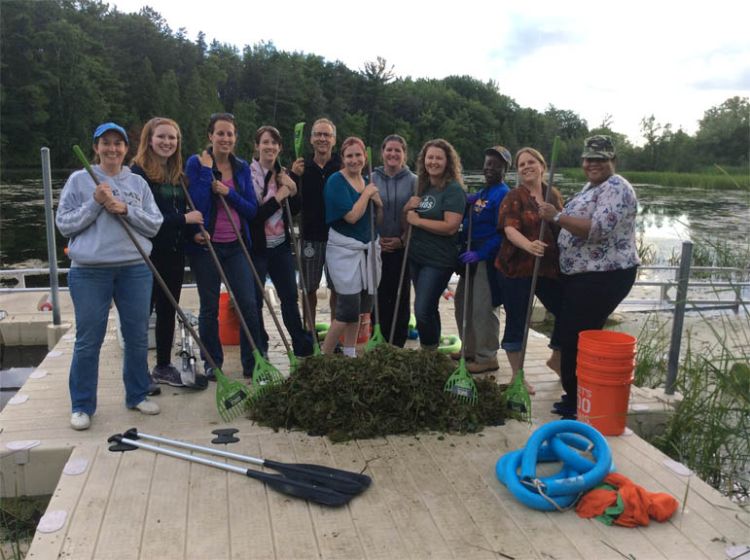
xmin=695 ymin=96 xmax=749 ymax=167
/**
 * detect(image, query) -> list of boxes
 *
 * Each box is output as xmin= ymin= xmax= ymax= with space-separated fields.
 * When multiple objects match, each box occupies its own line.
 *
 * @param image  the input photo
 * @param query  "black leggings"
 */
xmin=377 ymin=248 xmax=410 ymax=347
xmin=150 ymin=249 xmax=185 ymax=366
xmin=557 ymin=267 xmax=637 ymax=399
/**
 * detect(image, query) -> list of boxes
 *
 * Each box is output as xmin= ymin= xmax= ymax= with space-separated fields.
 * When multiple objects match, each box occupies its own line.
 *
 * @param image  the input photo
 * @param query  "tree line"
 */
xmin=1 ymin=0 xmax=748 ymax=173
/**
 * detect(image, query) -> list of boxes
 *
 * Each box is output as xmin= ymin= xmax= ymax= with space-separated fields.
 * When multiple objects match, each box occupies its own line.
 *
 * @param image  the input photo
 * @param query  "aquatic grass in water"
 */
xmin=561 ymin=168 xmax=749 ymax=190
xmin=249 ymin=345 xmax=506 ymax=442
xmin=635 ymin=306 xmax=750 ymax=503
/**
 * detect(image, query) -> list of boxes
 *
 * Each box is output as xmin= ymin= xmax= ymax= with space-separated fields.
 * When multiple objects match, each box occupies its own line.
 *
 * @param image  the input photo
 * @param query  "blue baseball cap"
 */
xmin=93 ymin=122 xmax=128 ymax=144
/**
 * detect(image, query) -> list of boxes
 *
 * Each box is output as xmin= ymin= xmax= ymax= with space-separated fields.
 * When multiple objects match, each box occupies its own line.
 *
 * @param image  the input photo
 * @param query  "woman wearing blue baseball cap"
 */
xmin=56 ymin=122 xmax=164 ymax=430
xmin=538 ymin=135 xmax=640 ymax=418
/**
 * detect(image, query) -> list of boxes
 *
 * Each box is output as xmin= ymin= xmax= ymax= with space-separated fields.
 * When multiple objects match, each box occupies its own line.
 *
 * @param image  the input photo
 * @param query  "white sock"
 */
xmin=342 ymin=346 xmax=357 ymax=358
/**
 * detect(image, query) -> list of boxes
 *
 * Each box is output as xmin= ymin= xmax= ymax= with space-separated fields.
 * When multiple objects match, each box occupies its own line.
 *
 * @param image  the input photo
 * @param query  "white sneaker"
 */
xmin=70 ymin=412 xmax=91 ymax=430
xmin=132 ymin=398 xmax=160 ymax=415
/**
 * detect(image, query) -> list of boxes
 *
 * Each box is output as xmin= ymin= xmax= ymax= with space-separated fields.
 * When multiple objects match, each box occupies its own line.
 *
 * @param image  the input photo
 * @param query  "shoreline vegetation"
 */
xmin=561 ymin=168 xmax=750 ymax=190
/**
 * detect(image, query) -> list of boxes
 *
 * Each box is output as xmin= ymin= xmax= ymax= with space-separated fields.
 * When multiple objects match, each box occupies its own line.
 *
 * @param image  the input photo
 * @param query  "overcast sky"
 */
xmin=111 ymin=0 xmax=749 ymax=146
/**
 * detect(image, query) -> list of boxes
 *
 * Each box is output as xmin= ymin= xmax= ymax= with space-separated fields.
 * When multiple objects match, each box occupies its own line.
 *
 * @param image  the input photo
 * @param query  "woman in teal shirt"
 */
xmin=323 ymin=136 xmax=383 ymax=356
xmin=404 ymin=139 xmax=466 ymax=350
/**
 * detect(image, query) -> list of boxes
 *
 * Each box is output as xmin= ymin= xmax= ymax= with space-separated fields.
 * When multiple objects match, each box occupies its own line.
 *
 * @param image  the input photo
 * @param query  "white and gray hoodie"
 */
xmin=56 ymin=165 xmax=163 ymax=266
xmin=372 ymin=165 xmax=417 ymax=238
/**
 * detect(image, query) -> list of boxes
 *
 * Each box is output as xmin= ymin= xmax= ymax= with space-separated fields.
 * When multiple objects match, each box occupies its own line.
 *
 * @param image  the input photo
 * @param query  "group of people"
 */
xmin=57 ymin=112 xmax=639 ymax=431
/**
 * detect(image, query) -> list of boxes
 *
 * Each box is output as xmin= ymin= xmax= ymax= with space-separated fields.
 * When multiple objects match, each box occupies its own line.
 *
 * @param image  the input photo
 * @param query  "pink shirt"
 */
xmin=212 ymin=178 xmax=240 ymax=242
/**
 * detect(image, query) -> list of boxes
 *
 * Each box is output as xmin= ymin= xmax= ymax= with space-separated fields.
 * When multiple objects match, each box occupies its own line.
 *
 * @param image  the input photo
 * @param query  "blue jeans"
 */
xmin=189 ymin=242 xmax=262 ymax=374
xmin=410 ymin=262 xmax=453 ymax=348
xmin=68 ymin=264 xmax=153 ymax=415
xmin=500 ymin=273 xmax=562 ymax=352
xmin=252 ymin=241 xmax=313 ymax=357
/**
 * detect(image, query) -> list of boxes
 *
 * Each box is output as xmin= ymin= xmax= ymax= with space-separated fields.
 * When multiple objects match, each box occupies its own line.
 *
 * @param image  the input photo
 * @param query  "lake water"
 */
xmin=1 ymin=170 xmax=749 ymax=269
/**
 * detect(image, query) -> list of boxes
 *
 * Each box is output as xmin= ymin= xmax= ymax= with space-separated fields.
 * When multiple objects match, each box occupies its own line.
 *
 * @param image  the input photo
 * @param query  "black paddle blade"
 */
xmin=264 ymin=459 xmax=372 ymax=495
xmin=245 ymin=469 xmax=353 ymax=507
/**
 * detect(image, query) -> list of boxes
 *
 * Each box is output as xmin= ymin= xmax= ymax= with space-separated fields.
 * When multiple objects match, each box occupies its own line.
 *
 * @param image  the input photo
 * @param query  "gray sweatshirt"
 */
xmin=56 ymin=165 xmax=163 ymax=266
xmin=372 ymin=166 xmax=417 ymax=238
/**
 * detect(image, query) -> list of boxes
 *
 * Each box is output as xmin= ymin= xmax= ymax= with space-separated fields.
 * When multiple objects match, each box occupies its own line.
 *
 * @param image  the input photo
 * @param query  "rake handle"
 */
xmin=460 ymin=206 xmax=474 ymax=361
xmin=518 ymin=136 xmax=560 ymax=368
xmin=215 ymin=193 xmax=291 ymax=354
xmin=71 ymin=145 xmax=220 ymax=372
xmin=282 ymin=199 xmax=320 ymax=349
xmin=181 ymin=179 xmax=263 ymax=354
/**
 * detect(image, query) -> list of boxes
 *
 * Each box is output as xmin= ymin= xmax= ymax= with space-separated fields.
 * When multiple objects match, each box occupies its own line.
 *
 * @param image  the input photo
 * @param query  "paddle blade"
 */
xmin=294 ymin=122 xmax=305 ymax=159
xmin=245 ymin=469 xmax=353 ymax=507
xmin=443 ymin=358 xmax=478 ymax=405
xmin=214 ymin=369 xmax=253 ymax=422
xmin=264 ymin=459 xmax=372 ymax=495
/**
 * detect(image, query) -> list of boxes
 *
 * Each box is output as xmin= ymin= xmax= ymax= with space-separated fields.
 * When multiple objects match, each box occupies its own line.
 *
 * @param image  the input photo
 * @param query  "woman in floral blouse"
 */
xmin=538 ymin=135 xmax=640 ymax=418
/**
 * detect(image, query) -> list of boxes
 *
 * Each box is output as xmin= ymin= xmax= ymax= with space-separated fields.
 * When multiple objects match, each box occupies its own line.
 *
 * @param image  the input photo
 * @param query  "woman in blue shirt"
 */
xmin=322 ymin=136 xmax=383 ymax=356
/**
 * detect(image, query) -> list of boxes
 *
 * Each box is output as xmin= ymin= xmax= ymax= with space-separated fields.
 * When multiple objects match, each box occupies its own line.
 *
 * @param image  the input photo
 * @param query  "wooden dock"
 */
xmin=1 ymin=289 xmax=748 ymax=559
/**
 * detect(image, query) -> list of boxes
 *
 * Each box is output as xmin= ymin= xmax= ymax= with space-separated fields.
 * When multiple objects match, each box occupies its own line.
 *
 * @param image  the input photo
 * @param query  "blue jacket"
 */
xmin=463 ymin=181 xmax=510 ymax=261
xmin=184 ymin=151 xmax=258 ymax=254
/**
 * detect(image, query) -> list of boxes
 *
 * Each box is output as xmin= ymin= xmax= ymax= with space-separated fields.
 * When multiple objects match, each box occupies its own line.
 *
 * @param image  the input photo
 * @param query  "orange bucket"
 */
xmin=218 ymin=292 xmax=240 ymax=345
xmin=577 ymin=344 xmax=634 ymax=364
xmin=577 ymin=371 xmax=633 ymax=436
xmin=577 ymin=354 xmax=635 ymax=376
xmin=578 ymin=330 xmax=636 ymax=354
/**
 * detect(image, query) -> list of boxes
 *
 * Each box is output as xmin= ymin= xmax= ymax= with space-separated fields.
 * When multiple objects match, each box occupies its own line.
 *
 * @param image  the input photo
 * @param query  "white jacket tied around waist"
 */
xmin=326 ymin=228 xmax=382 ymax=296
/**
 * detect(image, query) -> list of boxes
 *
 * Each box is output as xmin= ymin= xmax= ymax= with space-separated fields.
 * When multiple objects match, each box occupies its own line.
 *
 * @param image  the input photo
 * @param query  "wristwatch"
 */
xmin=553 ymin=212 xmax=561 ymax=224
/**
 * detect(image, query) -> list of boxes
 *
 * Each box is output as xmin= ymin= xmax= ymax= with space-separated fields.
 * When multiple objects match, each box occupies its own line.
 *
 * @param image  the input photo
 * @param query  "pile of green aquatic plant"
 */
xmin=249 ymin=345 xmax=506 ymax=442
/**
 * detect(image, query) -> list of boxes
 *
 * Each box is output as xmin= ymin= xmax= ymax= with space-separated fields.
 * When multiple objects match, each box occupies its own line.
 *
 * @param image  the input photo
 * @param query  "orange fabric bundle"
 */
xmin=576 ymin=473 xmax=679 ymax=527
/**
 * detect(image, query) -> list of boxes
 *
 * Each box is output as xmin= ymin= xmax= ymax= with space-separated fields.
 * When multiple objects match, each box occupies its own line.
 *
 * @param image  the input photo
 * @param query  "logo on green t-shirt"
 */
xmin=417 ymin=195 xmax=436 ymax=212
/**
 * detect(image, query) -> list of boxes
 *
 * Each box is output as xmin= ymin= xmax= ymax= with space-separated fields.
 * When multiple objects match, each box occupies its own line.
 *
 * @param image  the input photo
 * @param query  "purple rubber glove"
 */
xmin=466 ymin=192 xmax=480 ymax=205
xmin=459 ymin=251 xmax=481 ymax=264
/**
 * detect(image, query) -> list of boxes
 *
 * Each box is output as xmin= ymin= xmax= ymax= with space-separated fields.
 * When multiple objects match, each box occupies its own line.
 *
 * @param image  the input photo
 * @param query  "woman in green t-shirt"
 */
xmin=404 ymin=139 xmax=466 ymax=349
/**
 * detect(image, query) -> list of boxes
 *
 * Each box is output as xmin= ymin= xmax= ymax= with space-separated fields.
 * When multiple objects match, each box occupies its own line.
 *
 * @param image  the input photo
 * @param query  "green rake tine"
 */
xmin=365 ymin=323 xmax=387 ymax=352
xmin=294 ymin=122 xmax=305 ymax=159
xmin=443 ymin=358 xmax=478 ymax=405
xmin=288 ymin=351 xmax=300 ymax=373
xmin=502 ymin=368 xmax=532 ymax=422
xmin=251 ymin=349 xmax=284 ymax=399
xmin=215 ymin=368 xmax=253 ymax=422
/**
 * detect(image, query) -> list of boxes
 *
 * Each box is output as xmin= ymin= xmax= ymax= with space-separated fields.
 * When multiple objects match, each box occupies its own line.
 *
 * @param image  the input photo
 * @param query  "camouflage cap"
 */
xmin=581 ymin=135 xmax=615 ymax=160
xmin=484 ymin=145 xmax=513 ymax=168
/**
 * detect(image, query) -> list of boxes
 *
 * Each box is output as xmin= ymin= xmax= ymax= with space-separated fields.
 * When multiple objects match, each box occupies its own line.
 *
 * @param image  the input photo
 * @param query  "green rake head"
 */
xmin=443 ymin=358 xmax=478 ymax=405
xmin=250 ymin=349 xmax=285 ymax=399
xmin=502 ymin=368 xmax=532 ymax=422
xmin=288 ymin=351 xmax=299 ymax=374
xmin=294 ymin=122 xmax=305 ymax=159
xmin=214 ymin=368 xmax=253 ymax=422
xmin=365 ymin=324 xmax=387 ymax=352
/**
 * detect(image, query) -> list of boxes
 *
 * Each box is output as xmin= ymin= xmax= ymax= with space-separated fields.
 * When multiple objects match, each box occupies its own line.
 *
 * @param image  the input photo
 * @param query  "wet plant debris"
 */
xmin=249 ymin=345 xmax=506 ymax=441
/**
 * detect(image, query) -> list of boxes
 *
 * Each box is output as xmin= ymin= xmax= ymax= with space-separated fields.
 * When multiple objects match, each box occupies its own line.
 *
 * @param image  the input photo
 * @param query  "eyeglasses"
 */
xmin=312 ymin=131 xmax=334 ymax=139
